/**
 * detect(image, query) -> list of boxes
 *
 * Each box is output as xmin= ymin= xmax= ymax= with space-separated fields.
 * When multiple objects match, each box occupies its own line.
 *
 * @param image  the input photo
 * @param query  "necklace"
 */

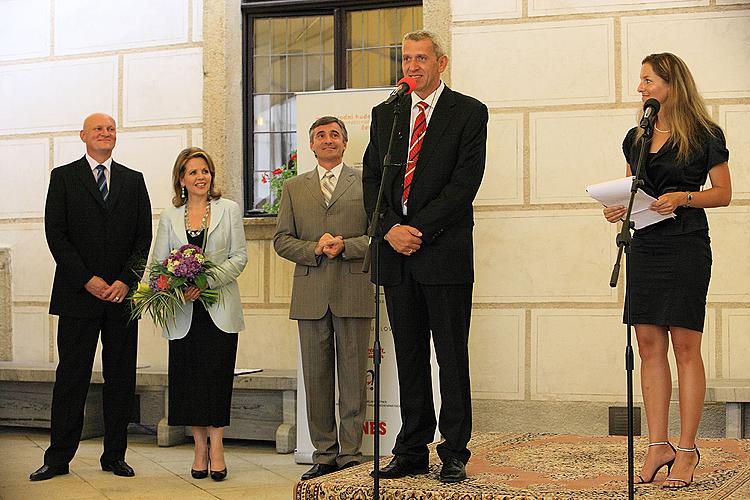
xmin=654 ymin=125 xmax=671 ymax=133
xmin=185 ymin=202 xmax=210 ymax=237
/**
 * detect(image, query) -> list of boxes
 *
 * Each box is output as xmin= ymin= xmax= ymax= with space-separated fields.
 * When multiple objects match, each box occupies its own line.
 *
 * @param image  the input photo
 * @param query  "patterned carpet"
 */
xmin=294 ymin=433 xmax=750 ymax=499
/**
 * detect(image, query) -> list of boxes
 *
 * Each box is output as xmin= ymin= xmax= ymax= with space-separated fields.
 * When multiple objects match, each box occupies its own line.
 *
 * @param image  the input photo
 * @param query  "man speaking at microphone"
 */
xmin=362 ymin=30 xmax=488 ymax=483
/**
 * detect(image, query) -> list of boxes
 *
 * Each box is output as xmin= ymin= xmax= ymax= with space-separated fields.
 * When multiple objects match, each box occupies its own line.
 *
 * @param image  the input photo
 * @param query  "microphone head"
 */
xmin=397 ymin=76 xmax=417 ymax=94
xmin=643 ymin=98 xmax=660 ymax=114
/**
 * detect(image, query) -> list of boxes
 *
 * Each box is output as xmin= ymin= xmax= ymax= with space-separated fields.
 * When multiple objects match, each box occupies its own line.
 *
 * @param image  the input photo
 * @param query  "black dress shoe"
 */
xmin=29 ymin=464 xmax=69 ymax=481
xmin=439 ymin=457 xmax=467 ymax=483
xmin=301 ymin=463 xmax=337 ymax=480
xmin=210 ymin=468 xmax=227 ymax=481
xmin=101 ymin=459 xmax=135 ymax=477
xmin=371 ymin=456 xmax=429 ymax=479
xmin=191 ymin=468 xmax=208 ymax=479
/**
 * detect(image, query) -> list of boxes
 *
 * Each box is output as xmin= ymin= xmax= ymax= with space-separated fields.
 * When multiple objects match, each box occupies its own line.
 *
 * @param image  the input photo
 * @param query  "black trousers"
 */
xmin=384 ymin=267 xmax=473 ymax=465
xmin=44 ymin=313 xmax=138 ymax=466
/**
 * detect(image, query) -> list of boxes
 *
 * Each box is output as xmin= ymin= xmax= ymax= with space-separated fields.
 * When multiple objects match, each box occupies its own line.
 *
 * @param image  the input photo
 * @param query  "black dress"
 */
xmin=168 ymin=229 xmax=238 ymax=427
xmin=622 ymin=126 xmax=729 ymax=332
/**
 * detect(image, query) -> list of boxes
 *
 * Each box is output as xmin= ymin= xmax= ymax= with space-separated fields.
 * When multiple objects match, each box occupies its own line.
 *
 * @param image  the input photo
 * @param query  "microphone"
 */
xmin=639 ymin=98 xmax=660 ymax=128
xmin=383 ymin=77 xmax=417 ymax=105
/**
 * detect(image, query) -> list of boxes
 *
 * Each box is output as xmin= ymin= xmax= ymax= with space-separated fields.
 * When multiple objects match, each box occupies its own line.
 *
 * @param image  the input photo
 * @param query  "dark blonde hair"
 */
xmin=637 ymin=53 xmax=719 ymax=162
xmin=171 ymin=147 xmax=222 ymax=207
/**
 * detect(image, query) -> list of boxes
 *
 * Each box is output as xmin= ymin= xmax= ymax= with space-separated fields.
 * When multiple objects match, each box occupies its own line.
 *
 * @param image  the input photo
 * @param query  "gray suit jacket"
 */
xmin=274 ymin=165 xmax=374 ymax=320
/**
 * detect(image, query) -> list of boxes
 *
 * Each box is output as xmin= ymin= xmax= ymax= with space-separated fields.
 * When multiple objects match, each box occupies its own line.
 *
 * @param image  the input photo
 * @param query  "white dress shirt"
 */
xmin=85 ymin=154 xmax=112 ymax=190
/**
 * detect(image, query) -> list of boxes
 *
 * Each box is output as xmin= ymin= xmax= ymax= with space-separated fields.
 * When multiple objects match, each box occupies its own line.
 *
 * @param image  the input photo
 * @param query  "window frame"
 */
xmin=241 ymin=0 xmax=422 ymax=216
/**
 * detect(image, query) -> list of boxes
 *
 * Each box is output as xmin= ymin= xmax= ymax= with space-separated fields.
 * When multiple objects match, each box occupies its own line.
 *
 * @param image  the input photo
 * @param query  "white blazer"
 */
xmin=151 ymin=197 xmax=248 ymax=339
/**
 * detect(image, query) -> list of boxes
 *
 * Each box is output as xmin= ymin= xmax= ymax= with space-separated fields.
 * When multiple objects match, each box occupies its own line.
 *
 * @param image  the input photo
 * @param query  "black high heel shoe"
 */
xmin=663 ymin=445 xmax=700 ymax=489
xmin=635 ymin=441 xmax=676 ymax=484
xmin=210 ymin=468 xmax=227 ymax=481
xmin=191 ymin=468 xmax=208 ymax=479
xmin=191 ymin=448 xmax=209 ymax=479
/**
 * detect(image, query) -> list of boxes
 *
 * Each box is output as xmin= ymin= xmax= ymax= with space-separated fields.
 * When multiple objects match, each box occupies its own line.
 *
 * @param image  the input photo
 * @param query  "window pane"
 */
xmin=270 ymin=56 xmax=287 ymax=92
xmin=347 ymin=50 xmax=364 ymax=88
xmin=253 ymin=95 xmax=271 ymax=133
xmin=289 ymin=54 xmax=304 ymax=93
xmin=305 ymin=54 xmax=321 ymax=92
xmin=288 ymin=17 xmax=305 ymax=54
xmin=254 ymin=18 xmax=270 ymax=56
xmin=322 ymin=16 xmax=334 ymax=53
xmin=269 ymin=93 xmax=295 ymax=132
xmin=271 ymin=18 xmax=287 ymax=55
xmin=253 ymin=56 xmax=270 ymax=93
xmin=305 ymin=17 xmax=321 ymax=53
xmin=322 ymin=56 xmax=334 ymax=90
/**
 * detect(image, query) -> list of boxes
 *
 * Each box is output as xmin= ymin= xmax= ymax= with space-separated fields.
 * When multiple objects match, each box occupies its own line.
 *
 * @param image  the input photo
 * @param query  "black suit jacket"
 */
xmin=44 ymin=156 xmax=152 ymax=318
xmin=363 ymin=86 xmax=488 ymax=286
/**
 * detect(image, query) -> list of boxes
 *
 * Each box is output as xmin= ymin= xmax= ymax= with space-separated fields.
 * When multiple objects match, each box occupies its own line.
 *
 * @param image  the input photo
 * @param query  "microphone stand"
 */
xmin=610 ymin=115 xmax=654 ymax=500
xmin=362 ymin=96 xmax=405 ymax=500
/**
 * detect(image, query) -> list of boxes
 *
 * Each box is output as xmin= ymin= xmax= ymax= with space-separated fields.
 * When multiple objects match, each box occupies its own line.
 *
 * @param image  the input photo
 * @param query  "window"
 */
xmin=242 ymin=0 xmax=422 ymax=215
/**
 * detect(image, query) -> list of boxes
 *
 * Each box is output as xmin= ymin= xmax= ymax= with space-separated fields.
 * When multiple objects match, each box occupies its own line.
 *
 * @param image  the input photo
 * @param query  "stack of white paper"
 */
xmin=586 ymin=176 xmax=675 ymax=229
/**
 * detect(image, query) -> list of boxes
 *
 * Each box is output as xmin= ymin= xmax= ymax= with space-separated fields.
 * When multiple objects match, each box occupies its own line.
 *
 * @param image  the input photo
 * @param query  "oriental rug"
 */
xmin=294 ymin=433 xmax=750 ymax=499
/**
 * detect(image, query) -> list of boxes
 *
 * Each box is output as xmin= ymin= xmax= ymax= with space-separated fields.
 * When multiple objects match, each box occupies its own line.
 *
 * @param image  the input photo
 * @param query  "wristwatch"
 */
xmin=685 ymin=192 xmax=693 ymax=207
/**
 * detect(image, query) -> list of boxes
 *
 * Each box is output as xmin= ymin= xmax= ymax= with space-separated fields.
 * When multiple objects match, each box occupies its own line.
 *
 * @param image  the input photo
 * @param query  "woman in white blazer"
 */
xmin=152 ymin=148 xmax=247 ymax=481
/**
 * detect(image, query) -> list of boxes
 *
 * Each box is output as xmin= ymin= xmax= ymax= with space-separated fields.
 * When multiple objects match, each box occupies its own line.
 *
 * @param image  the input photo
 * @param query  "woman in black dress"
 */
xmin=604 ymin=53 xmax=731 ymax=489
xmin=152 ymin=148 xmax=248 ymax=481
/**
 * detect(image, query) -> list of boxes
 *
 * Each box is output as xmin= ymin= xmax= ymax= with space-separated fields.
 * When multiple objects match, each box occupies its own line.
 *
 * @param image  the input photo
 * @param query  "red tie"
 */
xmin=403 ymin=101 xmax=428 ymax=206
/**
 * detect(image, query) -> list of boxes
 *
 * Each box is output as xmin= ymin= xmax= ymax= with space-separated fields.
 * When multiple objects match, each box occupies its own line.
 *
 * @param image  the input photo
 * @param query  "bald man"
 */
xmin=30 ymin=113 xmax=152 ymax=481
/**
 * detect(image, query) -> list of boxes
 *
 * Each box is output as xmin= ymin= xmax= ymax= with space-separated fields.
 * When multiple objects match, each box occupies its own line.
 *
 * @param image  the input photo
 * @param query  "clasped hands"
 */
xmin=385 ymin=225 xmax=422 ymax=256
xmin=85 ymin=276 xmax=129 ymax=303
xmin=603 ymin=191 xmax=687 ymax=222
xmin=315 ymin=232 xmax=345 ymax=259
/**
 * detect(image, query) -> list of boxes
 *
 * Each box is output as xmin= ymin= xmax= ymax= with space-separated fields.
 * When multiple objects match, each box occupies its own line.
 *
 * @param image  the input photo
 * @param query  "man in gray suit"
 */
xmin=274 ymin=116 xmax=374 ymax=480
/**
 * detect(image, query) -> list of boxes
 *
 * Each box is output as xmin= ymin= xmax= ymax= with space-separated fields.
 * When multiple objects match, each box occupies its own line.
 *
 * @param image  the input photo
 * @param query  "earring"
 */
xmin=181 ymin=186 xmax=186 ymax=200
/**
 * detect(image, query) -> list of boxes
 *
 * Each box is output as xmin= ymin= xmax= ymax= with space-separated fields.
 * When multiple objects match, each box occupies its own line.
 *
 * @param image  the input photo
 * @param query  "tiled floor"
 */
xmin=0 ymin=427 xmax=311 ymax=499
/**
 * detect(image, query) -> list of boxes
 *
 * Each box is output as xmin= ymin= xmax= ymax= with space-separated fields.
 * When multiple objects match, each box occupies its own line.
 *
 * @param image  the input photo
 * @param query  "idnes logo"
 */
xmin=363 ymin=420 xmax=387 ymax=436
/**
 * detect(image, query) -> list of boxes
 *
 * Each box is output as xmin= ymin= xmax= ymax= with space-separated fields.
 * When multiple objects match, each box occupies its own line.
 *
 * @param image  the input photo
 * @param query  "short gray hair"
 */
xmin=403 ymin=30 xmax=445 ymax=59
xmin=308 ymin=116 xmax=348 ymax=143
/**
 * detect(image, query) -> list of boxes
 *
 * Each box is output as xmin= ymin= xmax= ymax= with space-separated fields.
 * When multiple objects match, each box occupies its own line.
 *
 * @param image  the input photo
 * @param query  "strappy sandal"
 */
xmin=635 ymin=441 xmax=676 ymax=484
xmin=663 ymin=445 xmax=700 ymax=489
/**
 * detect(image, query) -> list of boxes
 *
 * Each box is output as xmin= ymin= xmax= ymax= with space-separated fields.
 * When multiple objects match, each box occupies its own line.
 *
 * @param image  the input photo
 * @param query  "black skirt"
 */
xmin=168 ymin=302 xmax=238 ymax=427
xmin=624 ymin=229 xmax=711 ymax=332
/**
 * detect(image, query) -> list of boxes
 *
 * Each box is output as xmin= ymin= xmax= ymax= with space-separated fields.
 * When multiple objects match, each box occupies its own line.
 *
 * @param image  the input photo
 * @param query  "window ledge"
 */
xmin=243 ymin=216 xmax=276 ymax=241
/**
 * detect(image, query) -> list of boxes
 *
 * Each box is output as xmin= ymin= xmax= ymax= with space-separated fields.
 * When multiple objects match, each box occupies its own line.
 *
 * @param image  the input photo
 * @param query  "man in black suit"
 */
xmin=362 ymin=30 xmax=488 ymax=483
xmin=30 ymin=113 xmax=152 ymax=481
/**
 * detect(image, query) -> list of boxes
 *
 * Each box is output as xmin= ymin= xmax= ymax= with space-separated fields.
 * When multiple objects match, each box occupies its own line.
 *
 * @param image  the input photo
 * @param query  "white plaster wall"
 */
xmin=0 ymin=138 xmax=49 ymax=218
xmin=54 ymin=0 xmax=189 ymax=55
xmin=0 ymin=57 xmax=118 ymax=134
xmin=530 ymin=109 xmax=635 ymax=203
xmin=621 ymin=11 xmax=750 ymax=101
xmin=0 ymin=0 xmax=50 ymax=61
xmin=452 ymin=20 xmax=615 ymax=107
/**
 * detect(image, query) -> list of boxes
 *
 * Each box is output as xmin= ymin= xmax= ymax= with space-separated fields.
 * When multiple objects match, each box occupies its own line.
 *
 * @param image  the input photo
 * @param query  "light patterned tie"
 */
xmin=403 ymin=101 xmax=428 ymax=206
xmin=321 ymin=171 xmax=335 ymax=206
xmin=96 ymin=164 xmax=109 ymax=202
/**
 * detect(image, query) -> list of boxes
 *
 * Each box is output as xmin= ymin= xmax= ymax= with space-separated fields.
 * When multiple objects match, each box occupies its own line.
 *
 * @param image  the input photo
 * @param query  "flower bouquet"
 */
xmin=261 ymin=150 xmax=297 ymax=214
xmin=129 ymin=244 xmax=221 ymax=329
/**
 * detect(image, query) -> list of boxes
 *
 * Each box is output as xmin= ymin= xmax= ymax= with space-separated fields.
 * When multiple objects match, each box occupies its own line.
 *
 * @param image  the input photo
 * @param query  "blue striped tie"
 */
xmin=96 ymin=164 xmax=108 ymax=202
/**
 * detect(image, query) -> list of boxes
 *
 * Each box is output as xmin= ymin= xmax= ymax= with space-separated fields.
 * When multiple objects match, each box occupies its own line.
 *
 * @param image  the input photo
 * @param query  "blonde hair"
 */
xmin=171 ymin=147 xmax=222 ymax=207
xmin=403 ymin=30 xmax=445 ymax=59
xmin=636 ymin=53 xmax=719 ymax=163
